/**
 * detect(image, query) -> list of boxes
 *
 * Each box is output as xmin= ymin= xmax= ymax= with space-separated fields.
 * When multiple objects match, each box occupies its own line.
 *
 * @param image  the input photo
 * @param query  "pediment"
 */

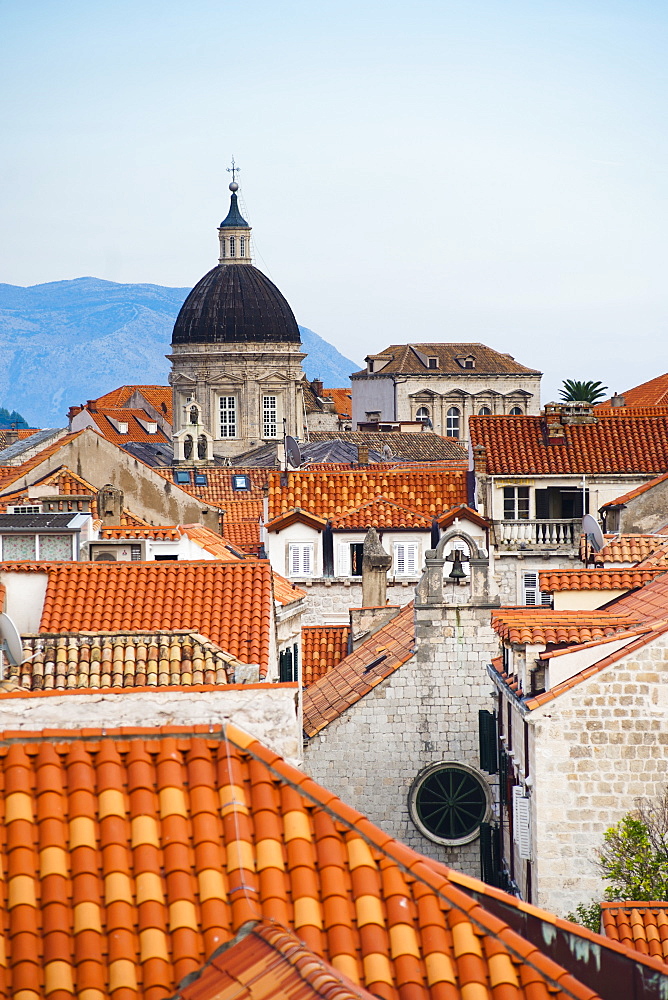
xmin=505 ymin=389 xmax=534 ymax=398
xmin=205 ymin=372 xmax=246 ymax=386
xmin=408 ymin=389 xmax=441 ymax=400
xmin=169 ymin=373 xmax=196 ymax=386
xmin=257 ymin=371 xmax=292 ymax=383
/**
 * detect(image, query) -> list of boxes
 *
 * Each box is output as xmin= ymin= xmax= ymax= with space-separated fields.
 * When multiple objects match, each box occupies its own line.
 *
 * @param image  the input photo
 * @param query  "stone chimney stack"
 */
xmin=99 ymin=484 xmax=124 ymax=525
xmin=472 ymin=444 xmax=487 ymax=475
xmin=200 ymin=507 xmax=222 ymax=533
xmin=361 ymin=526 xmax=392 ymax=608
xmin=357 ymin=443 xmax=369 ymax=466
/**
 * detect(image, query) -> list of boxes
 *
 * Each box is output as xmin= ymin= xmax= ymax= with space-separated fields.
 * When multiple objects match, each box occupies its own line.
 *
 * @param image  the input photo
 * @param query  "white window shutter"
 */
xmin=513 ymin=785 xmax=532 ymax=860
xmin=290 ymin=544 xmax=300 ymax=575
xmin=394 ymin=543 xmax=405 ymax=575
xmin=523 ymin=572 xmax=538 ymax=606
xmin=406 ymin=543 xmax=417 ymax=575
xmin=302 ymin=544 xmax=312 ymax=575
xmin=337 ymin=542 xmax=349 ymax=577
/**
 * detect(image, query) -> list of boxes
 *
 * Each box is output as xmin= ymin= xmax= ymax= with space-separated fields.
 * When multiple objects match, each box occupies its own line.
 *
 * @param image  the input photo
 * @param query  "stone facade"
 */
xmin=298 ymin=578 xmax=416 ymax=625
xmin=304 ymin=530 xmax=501 ymax=877
xmin=0 ymin=684 xmax=301 ymax=764
xmin=495 ymin=630 xmax=668 ymax=917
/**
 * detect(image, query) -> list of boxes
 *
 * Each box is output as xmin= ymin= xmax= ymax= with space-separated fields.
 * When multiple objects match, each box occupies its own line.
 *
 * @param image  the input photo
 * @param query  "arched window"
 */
xmin=446 ymin=406 xmax=460 ymax=438
xmin=229 ymin=236 xmax=235 ymax=258
xmin=416 ymin=406 xmax=430 ymax=423
xmin=240 ymin=236 xmax=246 ymax=257
xmin=509 ymin=406 xmax=523 ymax=415
xmin=478 ymin=406 xmax=491 ymax=416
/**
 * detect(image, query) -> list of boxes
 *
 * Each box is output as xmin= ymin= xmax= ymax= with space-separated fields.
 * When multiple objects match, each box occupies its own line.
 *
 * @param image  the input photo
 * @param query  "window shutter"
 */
xmin=499 ymin=750 xmax=509 ymax=806
xmin=406 ymin=543 xmax=417 ymax=575
xmin=480 ymin=822 xmax=503 ymax=887
xmin=478 ymin=710 xmax=498 ymax=774
xmin=337 ymin=542 xmax=350 ymax=577
xmin=535 ymin=489 xmax=549 ymax=520
xmin=302 ymin=544 xmax=311 ymax=576
xmin=512 ymin=786 xmax=532 ymax=860
xmin=523 ymin=572 xmax=539 ymax=606
xmin=290 ymin=544 xmax=300 ymax=575
xmin=394 ymin=543 xmax=405 ymax=575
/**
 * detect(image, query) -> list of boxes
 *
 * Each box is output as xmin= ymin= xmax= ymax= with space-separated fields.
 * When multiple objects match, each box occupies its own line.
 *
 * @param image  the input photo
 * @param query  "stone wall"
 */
xmin=495 ymin=552 xmax=578 ymax=606
xmin=299 ymin=578 xmax=416 ymax=625
xmin=522 ymin=632 xmax=668 ymax=916
xmin=0 ymin=683 xmax=301 ymax=765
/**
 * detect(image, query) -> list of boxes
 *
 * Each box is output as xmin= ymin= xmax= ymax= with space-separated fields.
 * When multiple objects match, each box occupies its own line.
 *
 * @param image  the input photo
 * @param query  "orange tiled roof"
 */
xmin=601 ymin=903 xmax=668 ymax=963
xmin=524 ymin=622 xmax=668 ymax=710
xmin=0 ymin=431 xmax=87 ymax=491
xmin=268 ymin=469 xmax=467 ymax=521
xmin=437 ymin=504 xmax=490 ymax=531
xmin=0 ymin=428 xmax=39 ymax=449
xmin=174 ymin=920 xmax=378 ymax=1000
xmin=600 ymin=372 xmax=668 ymax=408
xmin=87 ymin=408 xmax=170 ymax=446
xmin=153 ymin=467 xmax=267 ymax=508
xmin=302 ymin=625 xmax=351 ymax=685
xmin=0 ymin=720 xmax=651 ymax=999
xmin=179 ymin=524 xmax=245 ymax=561
xmin=324 ymin=387 xmax=352 ymax=419
xmin=304 ymin=603 xmax=415 ymax=736
xmin=272 ymin=572 xmax=307 ymax=607
xmin=93 ymin=384 xmax=173 ymax=422
xmin=600 ymin=472 xmax=668 ymax=509
xmin=491 ymin=608 xmax=640 ymax=646
xmin=469 ymin=413 xmax=668 ymax=474
xmin=11 ymin=631 xmax=237 ymax=691
xmin=539 ymin=568 xmax=666 ymax=593
xmin=36 ymin=560 xmax=273 ymax=671
xmin=100 ymin=525 xmax=181 ymax=541
xmin=330 ymin=496 xmax=434 ymax=530
xmin=224 ymin=519 xmax=263 ymax=554
xmin=603 ymin=569 xmax=668 ymax=623
xmin=592 ymin=534 xmax=663 ymax=565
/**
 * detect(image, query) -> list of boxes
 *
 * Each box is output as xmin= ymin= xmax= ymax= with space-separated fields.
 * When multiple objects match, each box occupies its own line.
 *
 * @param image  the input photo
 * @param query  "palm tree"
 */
xmin=559 ymin=379 xmax=608 ymax=404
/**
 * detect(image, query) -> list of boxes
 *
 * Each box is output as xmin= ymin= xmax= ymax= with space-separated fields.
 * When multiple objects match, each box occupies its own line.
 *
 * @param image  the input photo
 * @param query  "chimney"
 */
xmin=357 ymin=443 xmax=369 ymax=466
xmin=542 ymin=403 xmax=566 ymax=444
xmin=361 ymin=527 xmax=392 ymax=609
xmin=200 ymin=507 xmax=222 ymax=533
xmin=472 ymin=444 xmax=487 ymax=475
xmin=86 ymin=399 xmax=97 ymax=413
xmin=99 ymin=484 xmax=124 ymax=525
xmin=4 ymin=426 xmax=18 ymax=447
xmin=610 ymin=392 xmax=626 ymax=408
xmin=312 ymin=379 xmax=323 ymax=396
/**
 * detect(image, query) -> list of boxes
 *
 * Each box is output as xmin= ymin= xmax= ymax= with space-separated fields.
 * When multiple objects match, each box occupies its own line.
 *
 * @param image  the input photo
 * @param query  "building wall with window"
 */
xmin=491 ymin=629 xmax=668 ymax=917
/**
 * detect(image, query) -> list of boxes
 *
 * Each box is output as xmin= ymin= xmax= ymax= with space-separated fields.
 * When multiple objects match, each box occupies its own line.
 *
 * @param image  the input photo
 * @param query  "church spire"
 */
xmin=218 ymin=158 xmax=252 ymax=264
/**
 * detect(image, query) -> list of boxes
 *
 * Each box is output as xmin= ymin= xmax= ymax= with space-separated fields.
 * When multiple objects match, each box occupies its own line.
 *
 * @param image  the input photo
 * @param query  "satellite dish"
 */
xmin=285 ymin=435 xmax=302 ymax=469
xmin=582 ymin=514 xmax=605 ymax=551
xmin=0 ymin=613 xmax=23 ymax=670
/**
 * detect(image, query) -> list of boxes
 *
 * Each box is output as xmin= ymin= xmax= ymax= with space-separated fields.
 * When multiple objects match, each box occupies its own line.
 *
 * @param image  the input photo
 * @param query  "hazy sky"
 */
xmin=2 ymin=1 xmax=667 ymax=399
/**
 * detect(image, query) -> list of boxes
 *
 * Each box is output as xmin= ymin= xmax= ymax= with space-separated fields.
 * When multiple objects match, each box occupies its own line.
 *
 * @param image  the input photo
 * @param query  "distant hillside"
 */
xmin=0 ymin=277 xmax=359 ymax=428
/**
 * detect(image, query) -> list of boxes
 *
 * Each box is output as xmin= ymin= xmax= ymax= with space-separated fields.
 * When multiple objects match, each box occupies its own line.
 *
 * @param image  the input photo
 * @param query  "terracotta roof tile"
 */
xmin=0 ymin=428 xmax=39 ymax=449
xmin=324 ymin=388 xmax=352 ymax=419
xmin=599 ymin=372 xmax=668 ymax=408
xmin=303 ymin=604 xmax=415 ymax=736
xmin=0 ymin=464 xmax=149 ymax=525
xmin=539 ymin=568 xmax=666 ymax=592
xmin=173 ymin=921 xmax=378 ymax=1000
xmin=587 ymin=534 xmax=663 ymax=565
xmin=268 ymin=470 xmax=467 ymax=522
xmin=154 ymin=467 xmax=267 ymax=507
xmin=302 ymin=626 xmax=351 ymax=685
xmin=224 ymin=519 xmax=263 ymax=554
xmin=437 ymin=504 xmax=490 ymax=531
xmin=0 ymin=720 xmax=651 ymax=999
xmin=35 ymin=560 xmax=273 ymax=673
xmin=601 ymin=903 xmax=668 ymax=964
xmin=330 ymin=497 xmax=434 ymax=530
xmin=93 ymin=384 xmax=173 ymax=422
xmin=491 ymin=608 xmax=640 ymax=646
xmin=603 ymin=570 xmax=668 ymax=622
xmin=86 ymin=407 xmax=170 ymax=445
xmin=8 ymin=631 xmax=237 ymax=691
xmin=469 ymin=413 xmax=668 ymax=474
xmin=272 ymin=573 xmax=307 ymax=607
xmin=0 ymin=431 xmax=87 ymax=491
xmin=101 ymin=524 xmax=182 ymax=541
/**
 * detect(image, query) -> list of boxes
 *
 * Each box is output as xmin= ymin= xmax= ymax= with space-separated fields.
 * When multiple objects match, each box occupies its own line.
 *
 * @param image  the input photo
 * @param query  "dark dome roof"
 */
xmin=171 ymin=264 xmax=301 ymax=346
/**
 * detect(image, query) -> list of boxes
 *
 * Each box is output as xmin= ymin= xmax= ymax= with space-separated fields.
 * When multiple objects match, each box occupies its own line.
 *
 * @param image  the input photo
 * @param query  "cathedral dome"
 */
xmin=171 ymin=263 xmax=301 ymax=346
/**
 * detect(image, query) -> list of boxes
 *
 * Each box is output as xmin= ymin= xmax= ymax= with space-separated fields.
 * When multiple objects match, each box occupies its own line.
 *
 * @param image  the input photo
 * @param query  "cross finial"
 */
xmin=227 ymin=157 xmax=240 ymax=186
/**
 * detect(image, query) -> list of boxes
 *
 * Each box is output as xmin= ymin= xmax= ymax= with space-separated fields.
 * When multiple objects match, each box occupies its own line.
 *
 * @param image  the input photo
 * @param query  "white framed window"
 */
xmin=503 ymin=486 xmax=530 ymax=520
xmin=512 ymin=785 xmax=532 ymax=860
xmin=229 ymin=236 xmax=236 ymax=258
xmin=263 ymin=395 xmax=278 ymax=438
xmin=394 ymin=541 xmax=419 ymax=577
xmin=522 ymin=572 xmax=552 ymax=607
xmin=219 ymin=396 xmax=237 ymax=438
xmin=478 ymin=406 xmax=491 ymax=416
xmin=509 ymin=406 xmax=523 ymax=415
xmin=446 ymin=406 xmax=460 ymax=438
xmin=8 ymin=504 xmax=41 ymax=514
xmin=416 ymin=406 xmax=430 ymax=423
xmin=289 ymin=542 xmax=314 ymax=577
xmin=240 ymin=236 xmax=246 ymax=256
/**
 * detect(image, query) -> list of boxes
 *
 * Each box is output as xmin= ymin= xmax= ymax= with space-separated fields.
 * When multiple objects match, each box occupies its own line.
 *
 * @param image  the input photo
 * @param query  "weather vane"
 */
xmin=227 ymin=157 xmax=240 ymax=187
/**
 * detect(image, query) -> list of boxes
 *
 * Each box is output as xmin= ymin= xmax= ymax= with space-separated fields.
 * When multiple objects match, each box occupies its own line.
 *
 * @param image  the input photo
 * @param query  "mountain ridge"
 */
xmin=0 ymin=277 xmax=359 ymax=427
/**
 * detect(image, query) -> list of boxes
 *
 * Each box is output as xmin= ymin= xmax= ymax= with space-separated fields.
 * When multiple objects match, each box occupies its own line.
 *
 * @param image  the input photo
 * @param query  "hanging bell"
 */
xmin=448 ymin=549 xmax=467 ymax=583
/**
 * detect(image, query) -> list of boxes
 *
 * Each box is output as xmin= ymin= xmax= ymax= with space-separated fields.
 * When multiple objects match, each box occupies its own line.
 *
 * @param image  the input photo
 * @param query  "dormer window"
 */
xmin=428 ymin=357 xmax=438 ymax=369
xmin=118 ymin=422 xmax=128 ymax=434
xmin=368 ymin=360 xmax=374 ymax=373
xmin=456 ymin=355 xmax=476 ymax=369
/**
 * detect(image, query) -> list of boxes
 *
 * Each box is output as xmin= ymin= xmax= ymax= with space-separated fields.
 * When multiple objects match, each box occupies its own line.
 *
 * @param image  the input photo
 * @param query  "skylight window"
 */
xmin=232 ymin=474 xmax=251 ymax=491
xmin=174 ymin=470 xmax=191 ymax=485
xmin=194 ymin=473 xmax=208 ymax=486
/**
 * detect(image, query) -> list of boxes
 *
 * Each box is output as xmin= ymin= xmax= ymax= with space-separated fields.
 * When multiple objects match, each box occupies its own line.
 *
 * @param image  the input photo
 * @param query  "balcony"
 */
xmin=496 ymin=518 xmax=580 ymax=549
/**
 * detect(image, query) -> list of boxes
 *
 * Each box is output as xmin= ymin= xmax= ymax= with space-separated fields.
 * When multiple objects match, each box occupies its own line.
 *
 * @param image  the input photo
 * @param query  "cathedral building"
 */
xmin=168 ymin=177 xmax=306 ymax=461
